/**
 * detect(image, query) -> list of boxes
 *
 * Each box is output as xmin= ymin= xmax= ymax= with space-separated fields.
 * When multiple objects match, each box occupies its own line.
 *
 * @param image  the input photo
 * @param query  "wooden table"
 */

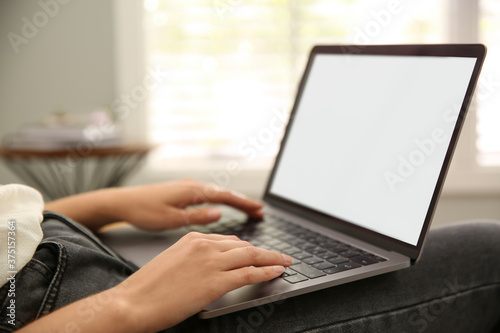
xmin=0 ymin=144 xmax=154 ymax=200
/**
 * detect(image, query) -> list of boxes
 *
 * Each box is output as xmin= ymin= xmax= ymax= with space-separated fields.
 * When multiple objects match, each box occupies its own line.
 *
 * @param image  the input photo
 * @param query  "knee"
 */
xmin=431 ymin=221 xmax=500 ymax=255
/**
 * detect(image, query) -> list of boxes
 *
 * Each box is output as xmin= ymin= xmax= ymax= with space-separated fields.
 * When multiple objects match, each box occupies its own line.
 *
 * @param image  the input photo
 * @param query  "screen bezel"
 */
xmin=263 ymin=44 xmax=486 ymax=260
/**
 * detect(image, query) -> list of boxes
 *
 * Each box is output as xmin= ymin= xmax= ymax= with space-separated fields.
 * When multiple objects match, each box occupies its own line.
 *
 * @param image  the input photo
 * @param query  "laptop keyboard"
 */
xmin=186 ymin=212 xmax=386 ymax=284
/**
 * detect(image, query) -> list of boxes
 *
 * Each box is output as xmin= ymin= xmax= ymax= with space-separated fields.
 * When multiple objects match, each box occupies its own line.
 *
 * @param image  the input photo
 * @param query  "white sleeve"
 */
xmin=0 ymin=184 xmax=44 ymax=287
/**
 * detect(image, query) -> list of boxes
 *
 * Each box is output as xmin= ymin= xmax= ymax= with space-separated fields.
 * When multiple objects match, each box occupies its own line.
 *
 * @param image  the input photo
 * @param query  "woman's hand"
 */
xmin=116 ymin=232 xmax=292 ymax=332
xmin=18 ymin=232 xmax=292 ymax=333
xmin=45 ymin=179 xmax=264 ymax=231
xmin=111 ymin=179 xmax=264 ymax=230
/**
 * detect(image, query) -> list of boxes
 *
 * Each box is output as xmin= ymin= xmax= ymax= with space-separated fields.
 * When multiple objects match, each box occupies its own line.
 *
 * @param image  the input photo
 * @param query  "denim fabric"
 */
xmin=0 ymin=212 xmax=136 ymax=332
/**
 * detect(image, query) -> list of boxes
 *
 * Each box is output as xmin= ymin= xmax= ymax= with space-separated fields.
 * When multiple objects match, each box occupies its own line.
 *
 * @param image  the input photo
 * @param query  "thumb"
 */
xmin=176 ymin=207 xmax=222 ymax=226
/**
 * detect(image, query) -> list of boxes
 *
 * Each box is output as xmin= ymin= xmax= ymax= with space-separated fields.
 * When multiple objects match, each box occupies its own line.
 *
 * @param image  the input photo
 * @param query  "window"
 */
xmin=115 ymin=0 xmax=500 ymax=192
xmin=142 ymin=0 xmax=446 ymax=162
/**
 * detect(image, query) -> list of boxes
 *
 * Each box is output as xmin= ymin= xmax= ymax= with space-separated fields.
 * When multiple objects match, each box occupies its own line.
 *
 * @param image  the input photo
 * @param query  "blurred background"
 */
xmin=0 ymin=0 xmax=499 ymax=227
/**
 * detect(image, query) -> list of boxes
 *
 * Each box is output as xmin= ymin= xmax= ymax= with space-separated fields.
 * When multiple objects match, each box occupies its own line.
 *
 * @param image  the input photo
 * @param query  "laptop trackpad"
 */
xmin=98 ymin=226 xmax=190 ymax=267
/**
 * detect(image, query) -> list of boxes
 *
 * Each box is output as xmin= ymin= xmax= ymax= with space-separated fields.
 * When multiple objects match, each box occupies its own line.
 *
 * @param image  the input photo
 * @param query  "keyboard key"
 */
xmin=266 ymin=221 xmax=283 ymax=229
xmin=268 ymin=230 xmax=287 ymax=239
xmin=290 ymin=263 xmax=326 ymax=279
xmin=350 ymin=255 xmax=379 ymax=266
xmin=327 ymin=257 xmax=349 ymax=265
xmin=339 ymin=261 xmax=362 ymax=270
xmin=284 ymin=267 xmax=297 ymax=276
xmin=256 ymin=226 xmax=274 ymax=234
xmin=317 ymin=251 xmax=338 ymax=259
xmin=305 ymin=230 xmax=320 ymax=238
xmin=327 ymin=245 xmax=350 ymax=253
xmin=284 ymin=273 xmax=309 ymax=284
xmin=292 ymin=252 xmax=313 ymax=260
xmin=339 ymin=250 xmax=361 ymax=258
xmin=255 ymin=234 xmax=273 ymax=242
xmin=282 ymin=247 xmax=302 ymax=255
xmin=373 ymin=256 xmax=387 ymax=262
xmin=310 ymin=247 xmax=328 ymax=255
xmin=312 ymin=261 xmax=336 ymax=270
xmin=315 ymin=235 xmax=328 ymax=242
xmin=273 ymin=242 xmax=292 ymax=250
xmin=286 ymin=238 xmax=306 ymax=247
xmin=289 ymin=226 xmax=307 ymax=234
xmin=264 ymin=215 xmax=279 ymax=222
xmin=266 ymin=238 xmax=281 ymax=246
xmin=281 ymin=234 xmax=297 ymax=242
xmin=300 ymin=242 xmax=317 ymax=250
xmin=302 ymin=256 xmax=324 ymax=265
xmin=323 ymin=262 xmax=362 ymax=274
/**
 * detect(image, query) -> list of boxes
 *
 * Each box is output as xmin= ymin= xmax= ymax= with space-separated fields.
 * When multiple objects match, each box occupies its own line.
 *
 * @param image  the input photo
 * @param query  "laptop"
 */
xmin=99 ymin=44 xmax=486 ymax=319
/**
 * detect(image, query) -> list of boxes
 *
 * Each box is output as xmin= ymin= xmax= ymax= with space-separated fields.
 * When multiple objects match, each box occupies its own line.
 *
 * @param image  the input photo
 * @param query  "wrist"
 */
xmin=109 ymin=277 xmax=160 ymax=333
xmin=93 ymin=187 xmax=125 ymax=222
xmin=106 ymin=285 xmax=144 ymax=333
xmin=79 ymin=286 xmax=146 ymax=333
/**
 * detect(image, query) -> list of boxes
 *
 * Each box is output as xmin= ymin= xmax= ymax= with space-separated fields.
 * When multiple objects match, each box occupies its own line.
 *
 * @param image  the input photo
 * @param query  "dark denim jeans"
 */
xmin=0 ymin=212 xmax=136 ymax=332
xmin=1 ymin=213 xmax=500 ymax=333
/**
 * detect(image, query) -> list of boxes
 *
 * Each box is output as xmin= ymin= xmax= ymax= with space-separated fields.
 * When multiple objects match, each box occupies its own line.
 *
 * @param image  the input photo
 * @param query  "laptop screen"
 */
xmin=268 ymin=52 xmax=478 ymax=246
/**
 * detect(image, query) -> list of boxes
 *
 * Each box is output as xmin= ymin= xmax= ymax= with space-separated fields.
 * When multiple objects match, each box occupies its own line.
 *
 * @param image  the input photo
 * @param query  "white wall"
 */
xmin=0 ymin=0 xmax=116 ymax=184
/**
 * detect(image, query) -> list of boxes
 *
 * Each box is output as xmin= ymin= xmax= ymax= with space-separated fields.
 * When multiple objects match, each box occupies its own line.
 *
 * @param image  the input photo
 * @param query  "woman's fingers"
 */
xmin=220 ymin=246 xmax=292 ymax=271
xmin=223 ymin=265 xmax=287 ymax=291
xmin=172 ymin=206 xmax=223 ymax=226
xmin=181 ymin=232 xmax=291 ymax=271
xmin=183 ymin=232 xmax=239 ymax=242
xmin=214 ymin=239 xmax=255 ymax=252
xmin=191 ymin=184 xmax=264 ymax=217
xmin=182 ymin=232 xmax=264 ymax=252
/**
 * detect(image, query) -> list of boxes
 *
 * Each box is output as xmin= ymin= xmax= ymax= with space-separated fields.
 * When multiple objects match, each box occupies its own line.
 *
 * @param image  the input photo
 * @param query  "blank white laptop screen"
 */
xmin=269 ymin=54 xmax=477 ymax=246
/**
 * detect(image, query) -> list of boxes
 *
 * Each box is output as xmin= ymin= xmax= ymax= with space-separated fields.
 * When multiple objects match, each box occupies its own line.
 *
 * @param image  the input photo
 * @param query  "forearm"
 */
xmin=44 ymin=179 xmax=266 ymax=232
xmin=44 ymin=188 xmax=122 ymax=231
xmin=15 ymin=222 xmax=291 ymax=333
xmin=16 ymin=287 xmax=140 ymax=333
